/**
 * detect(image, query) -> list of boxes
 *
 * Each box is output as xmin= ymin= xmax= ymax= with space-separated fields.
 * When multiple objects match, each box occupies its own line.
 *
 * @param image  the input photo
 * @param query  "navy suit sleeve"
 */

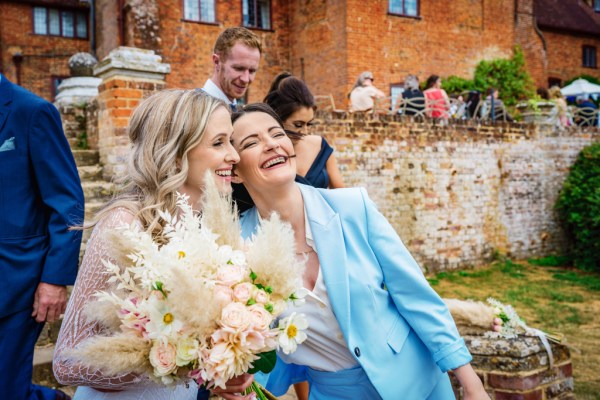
xmin=29 ymin=101 xmax=84 ymax=285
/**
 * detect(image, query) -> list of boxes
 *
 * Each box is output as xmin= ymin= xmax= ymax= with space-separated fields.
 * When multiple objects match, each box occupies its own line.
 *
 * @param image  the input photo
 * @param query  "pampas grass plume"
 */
xmin=246 ymin=213 xmax=305 ymax=301
xmin=200 ymin=172 xmax=242 ymax=250
xmin=65 ymin=334 xmax=152 ymax=376
xmin=444 ymin=298 xmax=495 ymax=334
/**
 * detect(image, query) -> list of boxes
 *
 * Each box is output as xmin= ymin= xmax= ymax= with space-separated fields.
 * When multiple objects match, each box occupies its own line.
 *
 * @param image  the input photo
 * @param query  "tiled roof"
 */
xmin=535 ymin=0 xmax=600 ymax=35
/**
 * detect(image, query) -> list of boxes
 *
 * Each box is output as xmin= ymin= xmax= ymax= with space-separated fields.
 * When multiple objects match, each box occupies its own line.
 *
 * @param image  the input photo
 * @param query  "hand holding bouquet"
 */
xmin=66 ymin=178 xmax=308 ymax=397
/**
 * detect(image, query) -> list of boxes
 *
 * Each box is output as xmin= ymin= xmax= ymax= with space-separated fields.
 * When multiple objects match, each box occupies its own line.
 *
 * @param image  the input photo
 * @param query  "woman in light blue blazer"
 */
xmin=231 ymin=104 xmax=490 ymax=400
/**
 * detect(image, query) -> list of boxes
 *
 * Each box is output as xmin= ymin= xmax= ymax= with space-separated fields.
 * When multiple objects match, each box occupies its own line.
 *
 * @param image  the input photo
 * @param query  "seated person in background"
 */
xmin=574 ymin=96 xmax=599 ymax=127
xmin=349 ymin=71 xmax=385 ymax=112
xmin=548 ymin=86 xmax=570 ymax=127
xmin=481 ymin=88 xmax=513 ymax=122
xmin=465 ymin=90 xmax=482 ymax=119
xmin=423 ymin=74 xmax=450 ymax=119
xmin=536 ymin=87 xmax=549 ymax=100
xmin=400 ymin=74 xmax=426 ymax=116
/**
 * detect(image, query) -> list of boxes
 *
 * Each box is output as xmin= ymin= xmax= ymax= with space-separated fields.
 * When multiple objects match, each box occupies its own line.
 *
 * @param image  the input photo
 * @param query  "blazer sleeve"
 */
xmin=29 ymin=101 xmax=84 ymax=285
xmin=359 ymin=188 xmax=472 ymax=372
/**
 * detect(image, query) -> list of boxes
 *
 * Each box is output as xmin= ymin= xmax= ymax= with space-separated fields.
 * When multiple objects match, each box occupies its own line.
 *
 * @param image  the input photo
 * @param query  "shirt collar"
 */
xmin=202 ymin=78 xmax=236 ymax=108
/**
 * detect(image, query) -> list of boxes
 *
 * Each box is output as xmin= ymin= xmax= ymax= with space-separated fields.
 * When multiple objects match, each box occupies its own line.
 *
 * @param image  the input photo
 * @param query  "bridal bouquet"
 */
xmin=68 ymin=178 xmax=307 ymax=397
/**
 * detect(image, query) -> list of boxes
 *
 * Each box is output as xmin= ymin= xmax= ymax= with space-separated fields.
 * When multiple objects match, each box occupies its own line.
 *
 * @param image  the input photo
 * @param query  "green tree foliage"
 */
xmin=441 ymin=76 xmax=474 ymax=96
xmin=556 ymin=142 xmax=600 ymax=271
xmin=441 ymin=46 xmax=534 ymax=105
xmin=472 ymin=46 xmax=534 ymax=106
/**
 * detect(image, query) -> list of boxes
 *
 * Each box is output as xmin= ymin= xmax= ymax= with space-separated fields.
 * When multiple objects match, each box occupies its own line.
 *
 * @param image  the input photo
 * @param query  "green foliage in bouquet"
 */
xmin=556 ymin=142 xmax=600 ymax=271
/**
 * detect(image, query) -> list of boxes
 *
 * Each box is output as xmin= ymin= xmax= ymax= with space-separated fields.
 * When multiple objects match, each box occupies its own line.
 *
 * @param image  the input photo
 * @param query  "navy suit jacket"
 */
xmin=0 ymin=75 xmax=84 ymax=318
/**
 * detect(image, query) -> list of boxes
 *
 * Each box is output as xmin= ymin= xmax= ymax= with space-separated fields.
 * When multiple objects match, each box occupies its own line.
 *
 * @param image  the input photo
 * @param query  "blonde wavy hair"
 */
xmin=90 ymin=89 xmax=228 ymax=239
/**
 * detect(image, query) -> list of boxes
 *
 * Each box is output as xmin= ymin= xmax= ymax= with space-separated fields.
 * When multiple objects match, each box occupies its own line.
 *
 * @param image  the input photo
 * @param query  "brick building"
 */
xmin=0 ymin=0 xmax=91 ymax=100
xmin=1 ymin=0 xmax=599 ymax=103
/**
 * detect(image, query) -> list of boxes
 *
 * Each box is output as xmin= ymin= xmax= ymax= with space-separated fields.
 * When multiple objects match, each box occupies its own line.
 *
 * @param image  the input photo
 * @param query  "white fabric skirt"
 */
xmin=73 ymin=383 xmax=198 ymax=400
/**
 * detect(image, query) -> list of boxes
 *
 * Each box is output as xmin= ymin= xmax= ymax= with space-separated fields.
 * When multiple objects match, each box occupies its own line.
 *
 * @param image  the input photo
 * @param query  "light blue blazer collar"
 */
xmin=239 ymin=183 xmax=352 ymax=337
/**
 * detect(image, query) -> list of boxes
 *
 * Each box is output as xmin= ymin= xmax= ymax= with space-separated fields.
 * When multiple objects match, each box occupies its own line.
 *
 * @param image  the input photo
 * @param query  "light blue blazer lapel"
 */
xmin=298 ymin=184 xmax=352 ymax=338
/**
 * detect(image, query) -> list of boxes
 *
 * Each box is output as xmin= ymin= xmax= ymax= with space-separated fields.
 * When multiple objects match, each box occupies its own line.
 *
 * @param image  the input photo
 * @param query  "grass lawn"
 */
xmin=428 ymin=256 xmax=600 ymax=400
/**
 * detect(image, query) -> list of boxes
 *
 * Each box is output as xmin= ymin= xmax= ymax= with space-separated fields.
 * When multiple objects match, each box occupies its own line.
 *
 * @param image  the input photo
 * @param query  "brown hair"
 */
xmin=213 ymin=27 xmax=262 ymax=60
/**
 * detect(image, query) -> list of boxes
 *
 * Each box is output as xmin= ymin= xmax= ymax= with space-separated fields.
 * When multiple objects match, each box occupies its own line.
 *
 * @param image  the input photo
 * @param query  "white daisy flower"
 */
xmin=277 ymin=312 xmax=308 ymax=354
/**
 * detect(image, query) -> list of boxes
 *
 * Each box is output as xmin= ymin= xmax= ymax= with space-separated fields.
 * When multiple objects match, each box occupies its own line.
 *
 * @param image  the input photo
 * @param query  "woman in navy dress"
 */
xmin=232 ymin=73 xmax=344 ymax=213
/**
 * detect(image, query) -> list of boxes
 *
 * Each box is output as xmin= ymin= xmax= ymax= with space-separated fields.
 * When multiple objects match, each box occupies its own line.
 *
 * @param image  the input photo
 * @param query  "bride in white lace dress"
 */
xmin=53 ymin=90 xmax=254 ymax=400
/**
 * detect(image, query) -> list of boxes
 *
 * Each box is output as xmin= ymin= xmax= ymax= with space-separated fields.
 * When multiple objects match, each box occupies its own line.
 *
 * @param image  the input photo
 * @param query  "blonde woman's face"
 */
xmin=231 ymin=111 xmax=296 ymax=192
xmin=182 ymin=106 xmax=240 ymax=195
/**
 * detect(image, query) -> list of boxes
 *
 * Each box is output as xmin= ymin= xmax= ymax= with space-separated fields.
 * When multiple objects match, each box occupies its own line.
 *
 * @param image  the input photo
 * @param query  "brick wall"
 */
xmin=543 ymin=30 xmax=600 ymax=86
xmin=515 ymin=0 xmax=547 ymax=88
xmin=0 ymin=2 xmax=89 ymax=101
xmin=153 ymin=0 xmax=292 ymax=103
xmin=314 ymin=112 xmax=599 ymax=271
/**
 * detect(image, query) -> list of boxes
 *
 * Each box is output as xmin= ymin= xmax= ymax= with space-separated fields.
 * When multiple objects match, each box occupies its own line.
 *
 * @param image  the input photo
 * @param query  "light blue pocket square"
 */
xmin=0 ymin=137 xmax=15 ymax=152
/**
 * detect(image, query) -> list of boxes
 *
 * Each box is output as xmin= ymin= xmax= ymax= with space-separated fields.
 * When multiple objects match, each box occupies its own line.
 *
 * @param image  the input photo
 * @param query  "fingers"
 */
xmin=31 ymin=288 xmax=40 ymax=319
xmin=32 ymin=283 xmax=68 ymax=323
xmin=218 ymin=393 xmax=256 ymax=400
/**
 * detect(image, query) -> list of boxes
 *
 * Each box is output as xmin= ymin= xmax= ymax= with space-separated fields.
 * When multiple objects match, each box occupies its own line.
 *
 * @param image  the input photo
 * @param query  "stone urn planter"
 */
xmin=516 ymin=101 xmax=557 ymax=125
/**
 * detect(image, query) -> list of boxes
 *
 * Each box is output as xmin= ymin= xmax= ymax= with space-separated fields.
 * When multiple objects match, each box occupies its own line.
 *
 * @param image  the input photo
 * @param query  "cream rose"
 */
xmin=216 ymin=264 xmax=244 ymax=286
xmin=220 ymin=302 xmax=251 ymax=331
xmin=254 ymin=289 xmax=269 ymax=305
xmin=175 ymin=337 xmax=199 ymax=367
xmin=213 ymin=285 xmax=233 ymax=308
xmin=232 ymin=282 xmax=253 ymax=303
xmin=149 ymin=341 xmax=177 ymax=376
xmin=248 ymin=304 xmax=273 ymax=331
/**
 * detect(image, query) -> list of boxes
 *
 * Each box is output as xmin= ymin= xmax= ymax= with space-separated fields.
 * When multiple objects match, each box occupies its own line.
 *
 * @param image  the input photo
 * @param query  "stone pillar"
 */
xmin=54 ymin=52 xmax=101 ymax=149
xmin=93 ymin=47 xmax=170 ymax=180
xmin=451 ymin=335 xmax=574 ymax=399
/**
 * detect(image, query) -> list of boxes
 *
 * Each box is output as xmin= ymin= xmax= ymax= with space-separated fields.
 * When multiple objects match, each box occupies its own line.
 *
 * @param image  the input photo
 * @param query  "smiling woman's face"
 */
xmin=231 ymin=111 xmax=296 ymax=192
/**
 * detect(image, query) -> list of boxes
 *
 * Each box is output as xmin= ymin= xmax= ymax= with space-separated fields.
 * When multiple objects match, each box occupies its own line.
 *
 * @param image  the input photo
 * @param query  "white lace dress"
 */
xmin=53 ymin=210 xmax=199 ymax=400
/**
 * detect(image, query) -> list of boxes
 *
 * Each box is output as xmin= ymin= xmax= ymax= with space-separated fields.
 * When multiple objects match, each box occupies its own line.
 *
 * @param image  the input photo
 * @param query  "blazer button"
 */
xmin=354 ymin=347 xmax=361 ymax=357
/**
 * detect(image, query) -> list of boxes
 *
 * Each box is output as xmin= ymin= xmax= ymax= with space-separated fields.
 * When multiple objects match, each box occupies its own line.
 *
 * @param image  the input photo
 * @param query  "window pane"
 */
xmin=405 ymin=0 xmax=418 ymax=16
xmin=595 ymin=0 xmax=600 ymax=12
xmin=62 ymin=11 xmax=74 ymax=37
xmin=33 ymin=7 xmax=47 ymax=34
xmin=243 ymin=0 xmax=255 ymax=27
xmin=184 ymin=0 xmax=200 ymax=20
xmin=76 ymin=12 xmax=87 ymax=38
xmin=200 ymin=0 xmax=215 ymax=22
xmin=49 ymin=9 xmax=60 ymax=35
xmin=257 ymin=0 xmax=270 ymax=29
xmin=389 ymin=0 xmax=403 ymax=14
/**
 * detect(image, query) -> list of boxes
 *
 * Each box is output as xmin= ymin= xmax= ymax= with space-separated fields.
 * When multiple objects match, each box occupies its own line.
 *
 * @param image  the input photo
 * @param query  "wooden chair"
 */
xmin=314 ymin=94 xmax=346 ymax=113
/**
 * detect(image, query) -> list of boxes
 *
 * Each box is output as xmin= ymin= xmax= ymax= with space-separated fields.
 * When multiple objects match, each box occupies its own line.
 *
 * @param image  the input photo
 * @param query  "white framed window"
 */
xmin=33 ymin=6 xmax=88 ymax=39
xmin=183 ymin=0 xmax=216 ymax=23
xmin=243 ymin=0 xmax=271 ymax=30
xmin=389 ymin=0 xmax=419 ymax=17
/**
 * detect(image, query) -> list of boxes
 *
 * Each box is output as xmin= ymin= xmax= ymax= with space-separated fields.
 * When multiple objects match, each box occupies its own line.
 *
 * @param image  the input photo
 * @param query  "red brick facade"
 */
xmin=0 ymin=0 xmax=90 ymax=100
xmin=1 ymin=0 xmax=599 ymax=103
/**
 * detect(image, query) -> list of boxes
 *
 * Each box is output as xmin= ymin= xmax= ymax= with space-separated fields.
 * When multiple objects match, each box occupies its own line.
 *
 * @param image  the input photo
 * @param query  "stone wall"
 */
xmin=314 ymin=113 xmax=599 ymax=271
xmin=451 ymin=335 xmax=574 ymax=399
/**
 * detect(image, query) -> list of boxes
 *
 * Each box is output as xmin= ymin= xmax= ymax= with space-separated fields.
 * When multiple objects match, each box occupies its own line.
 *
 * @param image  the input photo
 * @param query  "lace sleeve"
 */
xmin=53 ymin=209 xmax=145 ymax=389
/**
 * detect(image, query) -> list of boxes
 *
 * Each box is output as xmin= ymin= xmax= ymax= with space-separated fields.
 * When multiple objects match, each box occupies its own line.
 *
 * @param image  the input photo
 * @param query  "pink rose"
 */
xmin=220 ymin=302 xmax=251 ymax=332
xmin=254 ymin=289 xmax=269 ymax=305
xmin=247 ymin=304 xmax=273 ymax=331
xmin=149 ymin=341 xmax=177 ymax=376
xmin=213 ymin=285 xmax=233 ymax=308
xmin=216 ymin=265 xmax=244 ymax=286
xmin=232 ymin=282 xmax=253 ymax=303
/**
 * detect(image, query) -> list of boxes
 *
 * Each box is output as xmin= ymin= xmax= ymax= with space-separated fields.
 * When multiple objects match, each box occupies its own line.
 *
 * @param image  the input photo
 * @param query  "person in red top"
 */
xmin=423 ymin=75 xmax=450 ymax=120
